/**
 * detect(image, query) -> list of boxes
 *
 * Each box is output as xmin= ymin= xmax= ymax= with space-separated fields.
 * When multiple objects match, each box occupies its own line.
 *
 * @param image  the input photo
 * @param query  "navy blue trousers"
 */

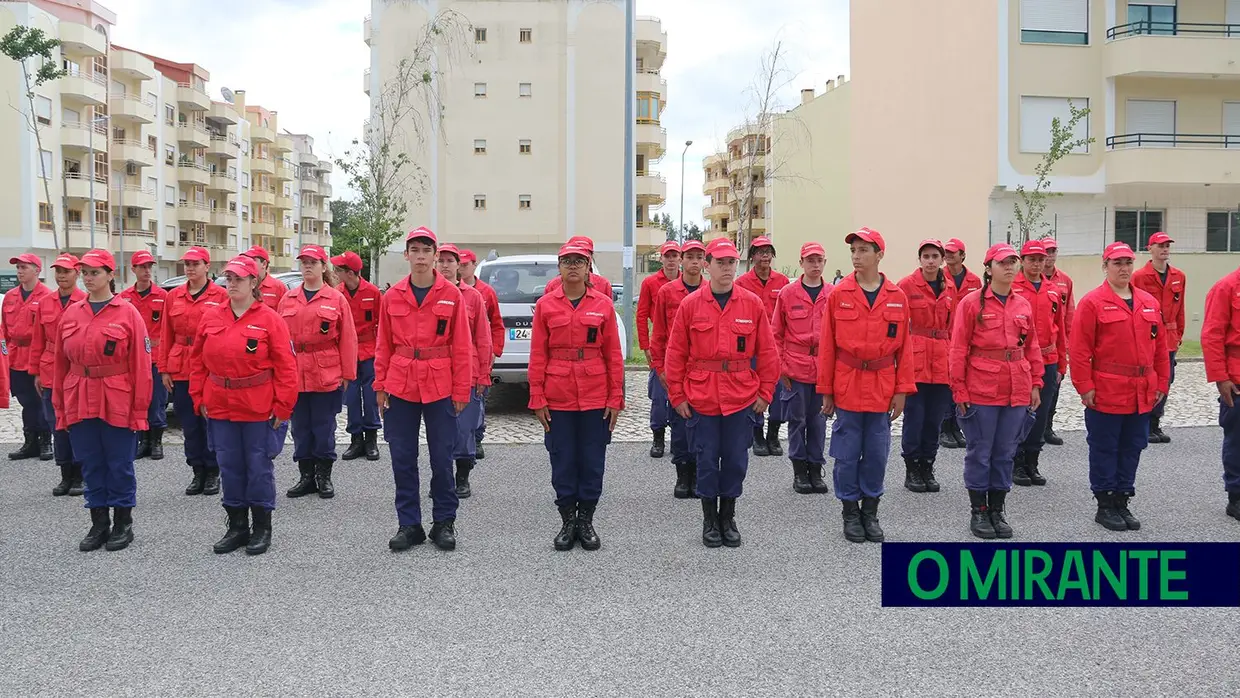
xmin=647 ymin=370 xmax=669 ymax=430
xmin=831 ymin=408 xmax=892 ymax=501
xmin=210 ymin=419 xmax=287 ymax=510
xmin=690 ymin=407 xmax=757 ymax=498
xmin=40 ymin=389 xmax=75 ymax=466
xmin=1084 ymin=409 xmax=1150 ymax=494
xmin=11 ymin=368 xmax=48 ymax=432
xmin=958 ymin=405 xmax=1035 ymax=491
xmin=900 ymin=382 xmax=953 ymax=461
xmin=544 ymin=409 xmax=611 ymax=507
xmin=667 ymin=409 xmax=691 ymax=466
xmin=147 ymin=364 xmax=168 ymax=430
xmin=475 ymin=387 xmax=488 ymax=442
xmin=1152 ymin=351 xmax=1177 ymax=420
xmin=1019 ymin=364 xmax=1060 ymax=456
xmin=782 ymin=380 xmax=826 ymax=465
xmin=292 ymin=389 xmax=343 ymax=462
xmin=386 ymin=396 xmax=458 ymax=526
xmin=453 ymin=388 xmax=482 ymax=460
xmin=345 ymin=358 xmax=381 ymax=434
xmin=172 ymin=380 xmax=215 ymax=469
xmin=1220 ymin=398 xmax=1240 ymax=493
xmin=68 ymin=418 xmax=136 ymax=508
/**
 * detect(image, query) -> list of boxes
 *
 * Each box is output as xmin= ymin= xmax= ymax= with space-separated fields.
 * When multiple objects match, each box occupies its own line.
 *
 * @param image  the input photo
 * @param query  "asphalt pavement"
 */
xmin=1 ymin=427 xmax=1238 ymax=697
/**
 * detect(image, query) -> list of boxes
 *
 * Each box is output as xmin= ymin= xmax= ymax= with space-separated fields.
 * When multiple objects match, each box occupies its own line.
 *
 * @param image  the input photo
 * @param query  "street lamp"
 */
xmin=678 ymin=139 xmax=692 ymax=244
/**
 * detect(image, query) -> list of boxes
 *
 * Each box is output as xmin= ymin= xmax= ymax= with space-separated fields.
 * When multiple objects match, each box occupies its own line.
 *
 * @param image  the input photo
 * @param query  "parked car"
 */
xmin=477 ymin=255 xmax=628 ymax=385
xmin=159 ymin=271 xmax=301 ymax=291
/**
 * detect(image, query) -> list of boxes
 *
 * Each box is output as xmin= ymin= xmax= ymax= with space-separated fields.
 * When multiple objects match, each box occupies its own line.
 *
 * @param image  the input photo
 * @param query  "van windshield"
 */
xmin=478 ymin=261 xmax=562 ymax=304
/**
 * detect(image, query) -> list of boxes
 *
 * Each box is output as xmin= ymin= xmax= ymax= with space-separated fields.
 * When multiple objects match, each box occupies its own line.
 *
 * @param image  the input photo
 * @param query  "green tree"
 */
xmin=327 ymin=199 xmax=372 ymax=279
xmin=1009 ymin=101 xmax=1095 ymax=245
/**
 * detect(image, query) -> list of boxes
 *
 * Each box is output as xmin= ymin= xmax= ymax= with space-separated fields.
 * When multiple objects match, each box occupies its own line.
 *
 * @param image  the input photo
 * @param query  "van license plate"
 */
xmin=508 ymin=328 xmax=532 ymax=340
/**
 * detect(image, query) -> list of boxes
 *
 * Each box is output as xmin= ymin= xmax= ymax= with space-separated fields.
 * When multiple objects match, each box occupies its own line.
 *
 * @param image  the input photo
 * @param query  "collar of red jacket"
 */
xmin=834 ymin=272 xmax=896 ymax=296
xmin=392 ymin=271 xmax=450 ymax=297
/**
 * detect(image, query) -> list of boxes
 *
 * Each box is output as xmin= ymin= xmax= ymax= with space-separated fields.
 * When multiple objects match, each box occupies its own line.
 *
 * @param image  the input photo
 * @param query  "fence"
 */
xmin=989 ymin=204 xmax=1240 ymax=256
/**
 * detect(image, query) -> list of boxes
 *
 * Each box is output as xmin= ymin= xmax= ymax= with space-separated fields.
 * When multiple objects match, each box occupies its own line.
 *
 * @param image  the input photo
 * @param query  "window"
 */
xmin=38 ymin=203 xmax=53 ymax=230
xmin=474 ymin=194 xmax=487 ymax=210
xmin=637 ymin=95 xmax=660 ymax=123
xmin=1224 ymin=102 xmax=1240 ymax=147
xmin=1127 ymin=2 xmax=1176 ymax=36
xmin=165 ymin=185 xmax=175 ymax=207
xmin=35 ymin=96 xmax=52 ymax=125
xmin=1019 ymin=97 xmax=1089 ymax=153
xmin=146 ymin=176 xmax=157 ymax=193
xmin=242 ymin=205 xmax=250 ymax=222
xmin=474 ymin=139 xmax=487 ymax=154
xmin=165 ymin=145 xmax=175 ymax=165
xmin=147 ymin=91 xmax=157 ymax=106
xmin=519 ymin=194 xmax=531 ymax=210
xmin=165 ymin=104 xmax=175 ymax=125
xmin=1114 ymin=209 xmax=1163 ymax=251
xmin=520 ymin=28 xmax=532 ymax=43
xmin=519 ymin=139 xmax=531 ymax=154
xmin=165 ymin=225 xmax=175 ymax=241
xmin=40 ymin=150 xmax=53 ymax=179
xmin=1207 ymin=211 xmax=1240 ymax=252
xmin=1020 ymin=0 xmax=1088 ymax=44
xmin=241 ymin=140 xmax=249 ymax=155
xmin=474 ymin=83 xmax=487 ymax=97
xmin=148 ymin=135 xmax=158 ymax=152
xmin=475 ymin=27 xmax=487 ymax=42
xmin=519 ymin=82 xmax=532 ymax=97
xmin=241 ymin=172 xmax=250 ymax=189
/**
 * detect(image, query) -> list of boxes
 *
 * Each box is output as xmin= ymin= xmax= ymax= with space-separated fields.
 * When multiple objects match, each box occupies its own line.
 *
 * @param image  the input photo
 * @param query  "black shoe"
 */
xmin=903 ymin=456 xmax=927 ymax=493
xmin=576 ymin=500 xmax=601 ymax=551
xmin=388 ymin=524 xmax=426 ymax=551
xmin=365 ymin=430 xmax=381 ymax=460
xmin=202 ymin=466 xmax=221 ymax=496
xmin=1149 ymin=418 xmax=1169 ymax=444
xmin=287 ymin=461 xmax=318 ymax=498
xmin=429 ymin=520 xmax=457 ymax=551
xmin=1025 ymin=451 xmax=1047 ymax=486
xmin=315 ymin=460 xmax=336 ymax=499
xmin=341 ymin=433 xmax=366 ymax=461
xmin=792 ymin=460 xmax=813 ymax=494
xmin=185 ymin=466 xmax=206 ymax=496
xmin=1044 ymin=427 xmax=1064 ymax=446
xmin=38 ymin=432 xmax=53 ymax=461
xmin=1227 ymin=493 xmax=1240 ymax=521
xmin=148 ymin=427 xmax=165 ymax=460
xmin=649 ymin=428 xmax=666 ymax=458
xmin=701 ymin=498 xmax=723 ymax=548
xmin=673 ymin=462 xmax=693 ymax=499
xmin=105 ymin=507 xmax=134 ymax=551
xmin=135 ymin=431 xmax=151 ymax=460
xmin=860 ymin=496 xmax=885 ymax=542
xmin=687 ymin=460 xmax=700 ymax=499
xmin=79 ymin=508 xmax=110 ymax=551
xmin=1114 ymin=491 xmax=1141 ymax=530
xmin=1094 ymin=492 xmax=1129 ymax=531
xmin=554 ymin=504 xmax=577 ymax=551
xmin=8 ymin=431 xmax=39 ymax=460
xmin=67 ymin=463 xmax=84 ymax=497
xmin=766 ymin=422 xmax=784 ymax=457
xmin=808 ymin=463 xmax=830 ymax=493
xmin=951 ymin=423 xmax=967 ymax=448
xmin=938 ymin=429 xmax=961 ymax=450
xmin=213 ymin=506 xmax=251 ymax=554
xmin=455 ymin=459 xmax=473 ymax=499
xmin=1012 ymin=452 xmax=1032 ymax=487
xmin=474 ymin=438 xmax=485 ymax=461
xmin=921 ymin=458 xmax=941 ymax=493
xmin=751 ymin=428 xmax=770 ymax=457
xmin=968 ymin=490 xmax=996 ymax=539
xmin=53 ymin=464 xmax=73 ymax=497
xmin=988 ymin=490 xmax=1014 ymax=538
xmin=246 ymin=507 xmax=271 ymax=555
xmin=718 ymin=496 xmax=741 ymax=547
xmin=842 ymin=500 xmax=866 ymax=543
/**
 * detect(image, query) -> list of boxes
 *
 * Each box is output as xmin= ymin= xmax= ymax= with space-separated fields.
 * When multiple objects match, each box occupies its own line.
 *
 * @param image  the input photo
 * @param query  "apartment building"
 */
xmin=365 ymin=0 xmax=667 ymax=281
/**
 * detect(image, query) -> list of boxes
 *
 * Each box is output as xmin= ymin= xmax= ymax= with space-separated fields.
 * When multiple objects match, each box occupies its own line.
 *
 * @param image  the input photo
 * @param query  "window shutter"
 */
xmin=1020 ymin=0 xmax=1088 ymax=33
xmin=1224 ymin=103 xmax=1240 ymax=148
xmin=1125 ymin=100 xmax=1176 ymax=145
xmin=1229 ymin=0 xmax=1240 ymax=24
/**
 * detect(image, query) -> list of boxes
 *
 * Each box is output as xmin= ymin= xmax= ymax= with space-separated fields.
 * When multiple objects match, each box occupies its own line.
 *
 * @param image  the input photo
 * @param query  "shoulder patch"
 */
xmin=1 ymin=339 xmax=6 ymax=356
xmin=144 ymin=336 xmax=151 ymax=354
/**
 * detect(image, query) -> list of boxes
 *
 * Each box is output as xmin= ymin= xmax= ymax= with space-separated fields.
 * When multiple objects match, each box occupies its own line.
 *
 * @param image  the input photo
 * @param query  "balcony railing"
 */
xmin=1107 ymin=21 xmax=1240 ymax=40
xmin=1107 ymin=133 xmax=1240 ymax=149
xmin=65 ymin=67 xmax=108 ymax=87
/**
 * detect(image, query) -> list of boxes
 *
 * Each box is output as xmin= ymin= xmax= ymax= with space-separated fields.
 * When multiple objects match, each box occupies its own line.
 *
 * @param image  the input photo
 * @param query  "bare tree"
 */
xmin=1008 ymin=101 xmax=1094 ymax=245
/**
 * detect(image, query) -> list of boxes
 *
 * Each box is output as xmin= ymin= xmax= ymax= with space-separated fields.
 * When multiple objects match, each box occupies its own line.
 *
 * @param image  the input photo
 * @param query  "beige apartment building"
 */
xmin=365 ymin=0 xmax=667 ymax=281
xmin=1 ymin=0 xmax=331 ymax=282
xmin=701 ymin=121 xmax=776 ymax=253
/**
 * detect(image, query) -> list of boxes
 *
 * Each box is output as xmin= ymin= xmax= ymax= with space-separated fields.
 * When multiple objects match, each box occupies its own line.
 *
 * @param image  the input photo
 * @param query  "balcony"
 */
xmin=321 ymin=205 xmax=333 ymax=222
xmin=63 ymin=173 xmax=108 ymax=201
xmin=635 ymin=16 xmax=667 ymax=57
xmin=176 ymin=122 xmax=210 ymax=149
xmin=112 ymin=139 xmax=156 ymax=168
xmin=209 ymin=209 xmax=238 ymax=228
xmin=1105 ymin=133 xmax=1240 ymax=186
xmin=177 ymin=161 xmax=211 ymax=186
xmin=363 ymin=69 xmax=371 ymax=96
xmin=727 ymin=217 xmax=768 ymax=236
xmin=302 ymin=207 xmax=321 ymax=222
xmin=300 ymin=177 xmax=320 ymax=194
xmin=59 ymin=121 xmax=108 ymax=152
xmin=703 ymin=203 xmax=730 ymax=219
xmin=209 ymin=102 xmax=239 ymax=125
xmin=109 ymin=49 xmax=155 ymax=81
xmin=637 ymin=221 xmax=668 ymax=247
xmin=209 ymin=172 xmax=237 ymax=194
xmin=275 ymin=135 xmax=294 ymax=154
xmin=701 ymin=175 xmax=730 ymax=195
xmin=636 ymin=122 xmax=667 ymax=158
xmin=729 ymin=153 xmax=766 ymax=172
xmin=318 ymin=160 xmax=333 ymax=174
xmin=61 ymin=69 xmax=107 ymax=106
xmin=319 ymin=182 xmax=333 ymax=198
xmin=275 ymin=225 xmax=295 ymax=240
xmin=252 ymin=220 xmax=275 ymax=237
xmin=363 ymin=15 xmax=372 ymax=45
xmin=636 ymin=70 xmax=667 ymax=105
xmin=109 ymin=93 xmax=156 ymax=124
xmin=250 ymin=123 xmax=274 ymax=143
xmin=636 ymin=174 xmax=667 ymax=204
xmin=177 ymin=201 xmax=211 ymax=224
xmin=111 ymin=228 xmax=157 ymax=251
xmin=298 ymin=150 xmax=318 ymax=167
xmin=66 ymin=222 xmax=108 ymax=249
xmin=251 ymin=189 xmax=275 ymax=207
xmin=250 ymin=155 xmax=274 ymax=174
xmin=270 ymin=254 xmax=293 ymax=269
xmin=59 ymin=23 xmax=107 ymax=56
xmin=274 ymin=160 xmax=294 ymax=181
xmin=275 ymin=194 xmax=293 ymax=210
xmin=208 ymin=134 xmax=239 ymax=159
xmin=112 ymin=184 xmax=156 ymax=210
xmin=1105 ymin=22 xmax=1240 ymax=79
xmin=176 ymin=83 xmax=211 ymax=112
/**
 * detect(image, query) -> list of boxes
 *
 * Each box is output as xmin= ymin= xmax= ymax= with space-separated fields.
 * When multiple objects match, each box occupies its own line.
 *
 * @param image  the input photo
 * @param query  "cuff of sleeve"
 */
xmin=1076 ymin=380 xmax=1095 ymax=395
xmin=952 ymin=391 xmax=969 ymax=405
xmin=896 ymin=382 xmax=917 ymax=395
xmin=528 ymin=395 xmax=547 ymax=411
xmin=452 ymin=390 xmax=472 ymax=404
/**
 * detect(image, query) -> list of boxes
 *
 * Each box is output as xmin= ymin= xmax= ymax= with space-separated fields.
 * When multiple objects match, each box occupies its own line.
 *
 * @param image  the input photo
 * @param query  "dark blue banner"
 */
xmin=881 ymin=542 xmax=1240 ymax=607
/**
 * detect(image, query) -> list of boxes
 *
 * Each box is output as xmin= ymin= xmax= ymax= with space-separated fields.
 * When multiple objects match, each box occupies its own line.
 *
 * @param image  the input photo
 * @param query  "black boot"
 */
xmin=135 ymin=431 xmax=151 ymax=459
xmin=918 ymin=458 xmax=940 ymax=492
xmin=766 ymin=422 xmax=784 ymax=456
xmin=185 ymin=466 xmax=206 ymax=496
xmin=341 ymin=433 xmax=366 ymax=461
xmin=202 ymin=466 xmax=221 ymax=496
xmin=315 ymin=460 xmax=336 ymax=499
xmin=53 ymin=464 xmax=73 ymax=496
xmin=687 ymin=460 xmax=699 ymax=499
xmin=968 ymin=490 xmax=996 ymax=539
xmin=455 ymin=459 xmax=473 ymax=499
xmin=1044 ymin=426 xmax=1064 ymax=446
xmin=951 ymin=422 xmax=967 ymax=448
xmin=1025 ymin=451 xmax=1047 ymax=486
xmin=1149 ymin=417 xmax=1169 ymax=444
xmin=1094 ymin=492 xmax=1128 ymax=531
xmin=792 ymin=460 xmax=813 ymax=494
xmin=1227 ymin=492 xmax=1240 ymax=521
xmin=701 ymin=498 xmax=723 ymax=548
xmin=576 ymin=500 xmax=601 ymax=551
xmin=988 ymin=490 xmax=1014 ymax=539
xmin=67 ymin=463 xmax=84 ymax=497
xmin=287 ymin=461 xmax=318 ymax=498
xmin=808 ymin=463 xmax=830 ymax=493
xmin=8 ymin=430 xmax=39 ymax=460
xmin=718 ymin=496 xmax=741 ymax=547
xmin=554 ymin=504 xmax=577 ymax=551
xmin=38 ymin=431 xmax=53 ymax=461
xmin=938 ymin=426 xmax=961 ymax=450
xmin=751 ymin=428 xmax=770 ymax=457
xmin=1012 ymin=452 xmax=1032 ymax=487
xmin=105 ymin=507 xmax=134 ymax=551
xmin=388 ymin=524 xmax=426 ymax=550
xmin=79 ymin=508 xmax=110 ymax=551
xmin=841 ymin=500 xmax=866 ymax=543
xmin=246 ymin=507 xmax=271 ymax=555
xmin=148 ymin=427 xmax=165 ymax=460
xmin=474 ymin=437 xmax=485 ymax=461
xmin=904 ymin=455 xmax=927 ymax=493
xmin=673 ymin=462 xmax=693 ymax=499
xmin=860 ymin=496 xmax=885 ymax=542
xmin=1114 ymin=491 xmax=1141 ymax=530
xmin=364 ymin=430 xmax=380 ymax=460
xmin=429 ymin=520 xmax=457 ymax=551
xmin=649 ymin=428 xmax=666 ymax=458
xmin=213 ymin=506 xmax=251 ymax=554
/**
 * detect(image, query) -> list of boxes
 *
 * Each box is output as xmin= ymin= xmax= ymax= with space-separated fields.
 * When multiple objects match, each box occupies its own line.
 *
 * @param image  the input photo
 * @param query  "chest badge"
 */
xmin=246 ymin=337 xmax=259 ymax=354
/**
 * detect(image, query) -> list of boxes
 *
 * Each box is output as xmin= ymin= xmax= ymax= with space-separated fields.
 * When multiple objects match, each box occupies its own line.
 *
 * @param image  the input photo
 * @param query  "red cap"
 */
xmin=658 ymin=241 xmax=681 ymax=256
xmin=917 ymin=238 xmax=945 ymax=254
xmin=845 ymin=227 xmax=886 ymax=252
xmin=79 ymin=248 xmax=116 ymax=271
xmin=130 ymin=250 xmax=156 ymax=267
xmin=799 ymin=242 xmax=826 ymax=259
xmin=1148 ymin=231 xmax=1175 ymax=246
xmin=1019 ymin=240 xmax=1047 ymax=257
xmin=1040 ymin=237 xmax=1060 ymax=251
xmin=1103 ymin=242 xmax=1137 ymax=261
xmin=437 ymin=243 xmax=461 ymax=261
xmin=405 ymin=226 xmax=438 ymax=245
xmin=181 ymin=246 xmax=210 ymax=263
xmin=459 ymin=249 xmax=478 ymax=264
xmin=297 ymin=244 xmax=328 ymax=262
xmin=943 ymin=238 xmax=966 ymax=254
xmin=680 ymin=240 xmax=706 ymax=254
xmin=984 ymin=243 xmax=1020 ymax=264
xmin=557 ymin=243 xmax=591 ymax=259
xmin=9 ymin=253 xmax=41 ymax=269
xmin=567 ymin=235 xmax=595 ymax=253
xmin=223 ymin=255 xmax=259 ymax=278
xmin=51 ymin=253 xmax=80 ymax=270
xmin=705 ymin=237 xmax=740 ymax=260
xmin=242 ymin=245 xmax=270 ymax=262
xmin=330 ymin=251 xmax=362 ymax=273
xmin=748 ymin=236 xmax=776 ymax=256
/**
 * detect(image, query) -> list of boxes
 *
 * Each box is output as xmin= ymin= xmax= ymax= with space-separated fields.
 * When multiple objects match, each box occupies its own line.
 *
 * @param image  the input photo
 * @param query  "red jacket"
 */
xmin=945 ymin=265 xmax=983 ymax=314
xmin=459 ymin=281 xmax=494 ymax=388
xmin=0 ymin=326 xmax=9 ymax=407
xmin=735 ymin=268 xmax=790 ymax=318
xmin=189 ymin=301 xmax=299 ymax=422
xmin=771 ymin=278 xmax=832 ymax=384
xmin=1011 ymin=273 xmax=1068 ymax=372
xmin=160 ymin=282 xmax=229 ymax=381
xmin=545 ymin=272 xmax=611 ymax=296
xmin=1131 ymin=261 xmax=1186 ymax=350
xmin=664 ymin=285 xmax=779 ymax=417
xmin=898 ymin=271 xmax=956 ymax=385
xmin=948 ymin=288 xmax=1043 ymax=407
xmin=278 ymin=284 xmax=359 ymax=393
xmin=1204 ymin=269 xmax=1240 ymax=385
xmin=51 ymin=297 xmax=153 ymax=431
xmin=338 ymin=278 xmax=382 ymax=362
xmin=637 ymin=269 xmax=678 ymax=352
xmin=650 ymin=277 xmax=703 ymax=376
xmin=465 ymin=276 xmax=504 ymax=357
xmin=258 ymin=273 xmax=286 ymax=311
xmin=2 ymin=284 xmax=53 ymax=372
xmin=1046 ymin=268 xmax=1076 ymax=337
xmin=1070 ymin=283 xmax=1170 ymax=415
xmin=120 ymin=283 xmax=169 ymax=371
xmin=527 ymin=286 xmax=624 ymax=411
xmin=373 ymin=273 xmax=473 ymax=405
xmin=30 ymin=288 xmax=86 ymax=387
xmin=815 ymin=274 xmax=917 ymax=412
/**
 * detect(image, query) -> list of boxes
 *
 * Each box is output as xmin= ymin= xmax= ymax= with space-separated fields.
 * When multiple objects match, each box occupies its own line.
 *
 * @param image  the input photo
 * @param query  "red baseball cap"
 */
xmin=658 ymin=241 xmax=681 ymax=256
xmin=297 ymin=244 xmax=328 ymax=262
xmin=1040 ymin=237 xmax=1060 ymax=251
xmin=705 ymin=237 xmax=740 ymax=260
xmin=459 ymin=249 xmax=478 ymax=264
xmin=242 ymin=245 xmax=270 ymax=262
xmin=1148 ymin=231 xmax=1175 ymax=246
xmin=984 ymin=243 xmax=1020 ymax=264
xmin=330 ymin=251 xmax=362 ymax=273
xmin=845 ymin=227 xmax=886 ymax=252
xmin=917 ymin=238 xmax=945 ymax=254
xmin=130 ymin=250 xmax=156 ymax=267
xmin=405 ymin=226 xmax=438 ymax=245
xmin=437 ymin=243 xmax=461 ymax=261
xmin=223 ymin=255 xmax=259 ymax=278
xmin=944 ymin=238 xmax=966 ymax=254
xmin=558 ymin=243 xmax=591 ymax=259
xmin=680 ymin=240 xmax=706 ymax=254
xmin=79 ymin=248 xmax=116 ymax=271
xmin=567 ymin=235 xmax=595 ymax=253
xmin=1103 ymin=242 xmax=1137 ymax=261
xmin=9 ymin=253 xmax=41 ymax=269
xmin=1019 ymin=240 xmax=1047 ymax=257
xmin=748 ymin=236 xmax=776 ymax=256
xmin=181 ymin=246 xmax=210 ymax=263
xmin=51 ymin=253 xmax=80 ymax=270
xmin=799 ymin=242 xmax=826 ymax=259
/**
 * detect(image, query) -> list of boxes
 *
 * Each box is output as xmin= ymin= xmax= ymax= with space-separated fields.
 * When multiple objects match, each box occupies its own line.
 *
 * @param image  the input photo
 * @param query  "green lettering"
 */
xmin=1023 ymin=550 xmax=1054 ymax=600
xmin=908 ymin=551 xmax=949 ymax=600
xmin=961 ymin=550 xmax=1006 ymax=600
xmin=1010 ymin=549 xmax=1020 ymax=600
xmin=1056 ymin=550 xmax=1090 ymax=601
xmin=1159 ymin=550 xmax=1188 ymax=601
xmin=1091 ymin=550 xmax=1127 ymax=600
xmin=1129 ymin=550 xmax=1158 ymax=600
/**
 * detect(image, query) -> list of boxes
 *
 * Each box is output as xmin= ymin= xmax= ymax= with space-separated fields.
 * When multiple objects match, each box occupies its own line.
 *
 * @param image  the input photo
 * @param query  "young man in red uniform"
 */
xmin=735 ymin=236 xmax=790 ymax=456
xmin=939 ymin=238 xmax=982 ymax=449
xmin=1040 ymin=237 xmax=1074 ymax=446
xmin=4 ymin=253 xmax=54 ymax=461
xmin=332 ymin=251 xmax=383 ymax=462
xmin=1131 ymin=232 xmax=1185 ymax=444
xmin=637 ymin=241 xmax=681 ymax=458
xmin=1010 ymin=240 xmax=1067 ymax=486
xmin=665 ymin=237 xmax=779 ymax=549
xmin=121 ymin=250 xmax=169 ymax=461
xmin=771 ymin=242 xmax=833 ymax=495
xmin=816 ymin=227 xmax=915 ymax=544
xmin=241 ymin=245 xmax=287 ymax=311
xmin=1203 ymin=264 xmax=1240 ymax=522
xmin=375 ymin=227 xmax=474 ymax=552
xmin=459 ymin=248 xmax=504 ymax=459
xmin=31 ymin=253 xmax=86 ymax=495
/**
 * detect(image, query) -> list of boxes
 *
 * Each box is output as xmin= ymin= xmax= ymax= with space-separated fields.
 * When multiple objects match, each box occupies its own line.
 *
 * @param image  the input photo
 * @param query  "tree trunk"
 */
xmin=22 ymin=64 xmax=62 ymax=252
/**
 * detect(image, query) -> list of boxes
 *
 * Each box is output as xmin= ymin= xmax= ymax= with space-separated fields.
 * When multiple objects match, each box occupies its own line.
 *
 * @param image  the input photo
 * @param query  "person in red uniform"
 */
xmin=460 ymin=248 xmax=504 ymax=460
xmin=375 ymin=227 xmax=474 ymax=552
xmin=637 ymin=241 xmax=681 ymax=458
xmin=1131 ymin=231 xmax=1185 ymax=444
xmin=241 ymin=245 xmax=287 ymax=311
xmin=435 ymin=243 xmax=492 ymax=499
xmin=1040 ymin=237 xmax=1074 ymax=447
xmin=1071 ymin=242 xmax=1169 ymax=532
xmin=665 ymin=237 xmax=779 ymax=549
xmin=735 ymin=236 xmax=790 ymax=457
xmin=121 ymin=250 xmax=169 ymax=461
xmin=332 ymin=251 xmax=383 ymax=462
xmin=897 ymin=239 xmax=956 ymax=494
xmin=279 ymin=244 xmax=358 ymax=501
xmin=1202 ymin=264 xmax=1240 ymax=522
xmin=4 ymin=252 xmax=54 ymax=461
xmin=30 ymin=253 xmax=86 ymax=496
xmin=190 ymin=255 xmax=299 ymax=556
xmin=529 ymin=242 xmax=625 ymax=551
xmin=949 ymin=243 xmax=1042 ymax=539
xmin=544 ymin=235 xmax=611 ymax=293
xmin=1009 ymin=240 xmax=1067 ymax=487
xmin=816 ymin=227 xmax=915 ymax=544
xmin=53 ymin=249 xmax=152 ymax=552
xmin=160 ymin=246 xmax=229 ymax=496
xmin=651 ymin=239 xmax=706 ymax=498
xmin=771 ymin=242 xmax=833 ymax=495
xmin=939 ymin=238 xmax=983 ymax=450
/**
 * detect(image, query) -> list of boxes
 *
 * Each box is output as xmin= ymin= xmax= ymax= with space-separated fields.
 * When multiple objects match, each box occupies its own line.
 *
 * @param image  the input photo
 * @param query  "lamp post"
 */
xmin=678 ymin=139 xmax=692 ymax=243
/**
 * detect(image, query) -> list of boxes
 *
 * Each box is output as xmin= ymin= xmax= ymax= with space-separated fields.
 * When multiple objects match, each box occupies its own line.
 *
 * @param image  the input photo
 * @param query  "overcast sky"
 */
xmin=103 ymin=0 xmax=849 ymax=229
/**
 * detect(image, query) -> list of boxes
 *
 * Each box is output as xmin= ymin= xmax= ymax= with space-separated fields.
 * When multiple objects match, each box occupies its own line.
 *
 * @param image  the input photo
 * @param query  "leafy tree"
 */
xmin=1009 ymin=101 xmax=1094 ymax=245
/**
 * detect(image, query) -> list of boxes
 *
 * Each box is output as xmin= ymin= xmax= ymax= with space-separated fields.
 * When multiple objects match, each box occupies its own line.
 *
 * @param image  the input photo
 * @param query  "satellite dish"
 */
xmin=221 ymin=87 xmax=235 ymax=103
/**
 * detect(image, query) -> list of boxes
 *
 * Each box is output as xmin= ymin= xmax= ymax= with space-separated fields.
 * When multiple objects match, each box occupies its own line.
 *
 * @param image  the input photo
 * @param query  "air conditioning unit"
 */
xmin=126 ymin=207 xmax=141 ymax=218
xmin=125 ymin=163 xmax=138 ymax=176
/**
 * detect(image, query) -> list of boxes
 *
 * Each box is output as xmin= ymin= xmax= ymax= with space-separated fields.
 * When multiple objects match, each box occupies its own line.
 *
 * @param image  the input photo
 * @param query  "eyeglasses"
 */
xmin=559 ymin=258 xmax=587 ymax=268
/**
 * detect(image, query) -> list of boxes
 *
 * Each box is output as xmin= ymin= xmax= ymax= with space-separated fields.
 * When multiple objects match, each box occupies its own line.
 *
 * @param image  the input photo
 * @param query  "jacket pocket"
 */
xmin=967 ymin=356 xmax=1002 ymax=400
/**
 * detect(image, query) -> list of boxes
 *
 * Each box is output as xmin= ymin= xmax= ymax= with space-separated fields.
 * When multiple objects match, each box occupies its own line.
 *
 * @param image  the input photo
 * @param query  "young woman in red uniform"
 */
xmin=30 ymin=253 xmax=85 ymax=496
xmin=1010 ymin=240 xmax=1067 ymax=487
xmin=4 ymin=253 xmax=53 ymax=461
xmin=637 ymin=241 xmax=681 ymax=458
xmin=1131 ymin=232 xmax=1185 ymax=444
xmin=1071 ymin=242 xmax=1169 ymax=532
xmin=736 ymin=236 xmax=790 ymax=457
xmin=543 ymin=236 xmax=610 ymax=294
xmin=161 ymin=246 xmax=229 ymax=496
xmin=529 ymin=242 xmax=625 ymax=551
xmin=120 ymin=250 xmax=169 ymax=460
xmin=1039 ymin=237 xmax=1074 ymax=447
xmin=52 ymin=249 xmax=152 ymax=552
xmin=940 ymin=238 xmax=983 ymax=450
xmin=1203 ymin=266 xmax=1240 ymax=521
xmin=190 ymin=255 xmax=299 ymax=555
xmin=949 ymin=243 xmax=1041 ymax=539
xmin=459 ymin=249 xmax=504 ymax=459
xmin=279 ymin=244 xmax=358 ymax=501
xmin=333 ymin=251 xmax=384 ymax=462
